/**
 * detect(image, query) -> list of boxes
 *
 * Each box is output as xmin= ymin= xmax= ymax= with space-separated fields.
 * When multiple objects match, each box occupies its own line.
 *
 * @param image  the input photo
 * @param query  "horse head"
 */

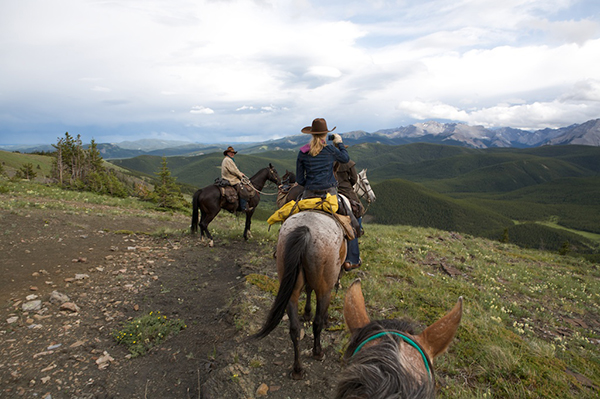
xmin=268 ymin=163 xmax=281 ymax=185
xmin=355 ymin=169 xmax=376 ymax=203
xmin=281 ymin=170 xmax=296 ymax=185
xmin=337 ymin=279 xmax=462 ymax=398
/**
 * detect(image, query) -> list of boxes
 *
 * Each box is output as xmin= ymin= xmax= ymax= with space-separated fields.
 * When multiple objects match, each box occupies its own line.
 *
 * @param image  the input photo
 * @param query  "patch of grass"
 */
xmin=245 ymin=273 xmax=279 ymax=296
xmin=112 ymin=311 xmax=186 ymax=357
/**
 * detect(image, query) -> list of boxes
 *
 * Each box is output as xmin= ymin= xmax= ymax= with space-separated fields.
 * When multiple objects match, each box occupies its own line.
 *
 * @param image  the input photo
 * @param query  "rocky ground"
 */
xmin=0 ymin=201 xmax=347 ymax=399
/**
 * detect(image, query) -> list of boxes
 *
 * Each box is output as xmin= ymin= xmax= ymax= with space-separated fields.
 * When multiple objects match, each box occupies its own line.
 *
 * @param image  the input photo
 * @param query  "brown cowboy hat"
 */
xmin=223 ymin=146 xmax=237 ymax=156
xmin=301 ymin=118 xmax=336 ymax=134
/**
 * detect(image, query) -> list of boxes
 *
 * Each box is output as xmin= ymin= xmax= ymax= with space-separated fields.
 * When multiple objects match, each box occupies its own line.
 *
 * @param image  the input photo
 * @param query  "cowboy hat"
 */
xmin=223 ymin=146 xmax=237 ymax=156
xmin=301 ymin=118 xmax=336 ymax=134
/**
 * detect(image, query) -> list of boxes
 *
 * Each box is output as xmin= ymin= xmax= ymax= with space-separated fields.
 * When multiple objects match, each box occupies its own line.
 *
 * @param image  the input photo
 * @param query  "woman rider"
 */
xmin=296 ymin=118 xmax=349 ymax=199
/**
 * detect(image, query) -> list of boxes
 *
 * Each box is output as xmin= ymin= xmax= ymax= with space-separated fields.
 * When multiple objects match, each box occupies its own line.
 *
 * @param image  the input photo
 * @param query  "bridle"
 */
xmin=242 ymin=167 xmax=280 ymax=196
xmin=354 ymin=171 xmax=375 ymax=212
xmin=352 ymin=330 xmax=433 ymax=381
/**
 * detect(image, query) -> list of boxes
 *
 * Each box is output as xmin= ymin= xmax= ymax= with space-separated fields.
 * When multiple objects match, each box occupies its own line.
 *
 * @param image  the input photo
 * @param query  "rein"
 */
xmin=352 ymin=331 xmax=433 ymax=381
xmin=242 ymin=174 xmax=279 ymax=196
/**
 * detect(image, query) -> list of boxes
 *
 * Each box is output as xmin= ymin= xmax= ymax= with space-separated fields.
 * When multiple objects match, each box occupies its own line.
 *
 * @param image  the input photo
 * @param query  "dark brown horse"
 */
xmin=253 ymin=210 xmax=347 ymax=379
xmin=337 ymin=279 xmax=462 ymax=398
xmin=190 ymin=164 xmax=280 ymax=246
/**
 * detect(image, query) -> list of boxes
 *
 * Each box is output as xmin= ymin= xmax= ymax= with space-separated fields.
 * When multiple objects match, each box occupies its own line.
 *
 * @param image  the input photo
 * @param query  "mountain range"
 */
xmin=2 ymin=118 xmax=599 ymax=159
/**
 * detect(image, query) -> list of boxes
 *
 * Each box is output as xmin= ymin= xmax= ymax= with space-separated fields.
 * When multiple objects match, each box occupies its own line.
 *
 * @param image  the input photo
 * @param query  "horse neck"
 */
xmin=250 ymin=168 xmax=269 ymax=190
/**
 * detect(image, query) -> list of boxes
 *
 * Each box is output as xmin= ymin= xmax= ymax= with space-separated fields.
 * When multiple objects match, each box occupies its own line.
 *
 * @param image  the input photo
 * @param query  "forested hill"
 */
xmin=109 ymin=143 xmax=600 ymax=261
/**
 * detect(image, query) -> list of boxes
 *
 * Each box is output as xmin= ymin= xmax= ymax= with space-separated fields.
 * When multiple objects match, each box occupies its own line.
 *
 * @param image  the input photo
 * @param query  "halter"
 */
xmin=352 ymin=331 xmax=433 ymax=381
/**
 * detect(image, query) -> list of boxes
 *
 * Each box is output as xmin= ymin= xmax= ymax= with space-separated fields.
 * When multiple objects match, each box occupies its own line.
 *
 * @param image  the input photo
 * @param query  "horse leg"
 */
xmin=243 ymin=208 xmax=254 ymax=240
xmin=200 ymin=210 xmax=217 ymax=247
xmin=302 ymin=286 xmax=312 ymax=322
xmin=287 ymin=300 xmax=304 ymax=380
xmin=312 ymin=292 xmax=332 ymax=360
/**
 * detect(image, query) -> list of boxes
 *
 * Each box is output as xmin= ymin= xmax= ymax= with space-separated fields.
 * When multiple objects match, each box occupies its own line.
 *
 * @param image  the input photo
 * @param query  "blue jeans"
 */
xmin=346 ymin=217 xmax=362 ymax=264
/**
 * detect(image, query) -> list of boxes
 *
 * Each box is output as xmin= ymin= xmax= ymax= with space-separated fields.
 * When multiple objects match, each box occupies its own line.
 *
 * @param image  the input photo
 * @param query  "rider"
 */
xmin=296 ymin=118 xmax=349 ymax=199
xmin=221 ymin=146 xmax=251 ymax=211
xmin=335 ymin=159 xmax=364 ymax=271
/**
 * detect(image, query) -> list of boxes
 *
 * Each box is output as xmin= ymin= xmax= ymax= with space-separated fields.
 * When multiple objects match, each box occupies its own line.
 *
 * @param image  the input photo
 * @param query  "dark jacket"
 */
xmin=296 ymin=143 xmax=349 ymax=190
xmin=335 ymin=160 xmax=360 ymax=203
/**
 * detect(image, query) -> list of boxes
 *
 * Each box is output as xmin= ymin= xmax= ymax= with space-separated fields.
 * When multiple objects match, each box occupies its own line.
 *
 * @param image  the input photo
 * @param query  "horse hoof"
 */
xmin=301 ymin=312 xmax=312 ymax=322
xmin=312 ymin=351 xmax=325 ymax=361
xmin=290 ymin=369 xmax=305 ymax=380
xmin=208 ymin=240 xmax=214 ymax=247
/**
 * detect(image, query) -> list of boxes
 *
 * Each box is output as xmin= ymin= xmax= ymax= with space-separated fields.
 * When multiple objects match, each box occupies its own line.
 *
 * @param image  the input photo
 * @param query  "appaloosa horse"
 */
xmin=337 ymin=279 xmax=462 ymax=398
xmin=190 ymin=164 xmax=280 ymax=246
xmin=253 ymin=210 xmax=347 ymax=379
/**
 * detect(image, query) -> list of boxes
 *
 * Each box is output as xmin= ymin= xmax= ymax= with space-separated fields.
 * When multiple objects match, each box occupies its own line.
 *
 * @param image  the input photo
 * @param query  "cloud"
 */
xmin=1 ymin=0 xmax=599 ymax=144
xmin=190 ymin=106 xmax=214 ymax=115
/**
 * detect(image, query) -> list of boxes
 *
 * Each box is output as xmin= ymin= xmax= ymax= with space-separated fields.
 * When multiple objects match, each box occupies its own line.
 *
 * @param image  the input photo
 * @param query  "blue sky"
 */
xmin=1 ymin=0 xmax=599 ymax=145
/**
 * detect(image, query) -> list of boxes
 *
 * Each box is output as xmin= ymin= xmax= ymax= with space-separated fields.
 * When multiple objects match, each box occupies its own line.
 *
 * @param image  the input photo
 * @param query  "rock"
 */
xmin=60 ymin=302 xmax=80 ymax=313
xmin=26 ymin=294 xmax=38 ymax=300
xmin=96 ymin=351 xmax=114 ymax=370
xmin=22 ymin=300 xmax=42 ymax=311
xmin=49 ymin=291 xmax=71 ymax=304
xmin=41 ymin=376 xmax=51 ymax=383
xmin=74 ymin=274 xmax=89 ymax=280
xmin=256 ymin=383 xmax=269 ymax=396
xmin=29 ymin=286 xmax=38 ymax=291
xmin=7 ymin=316 xmax=18 ymax=324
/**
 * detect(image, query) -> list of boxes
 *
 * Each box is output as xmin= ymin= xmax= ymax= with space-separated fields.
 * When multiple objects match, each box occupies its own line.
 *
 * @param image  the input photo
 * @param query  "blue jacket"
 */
xmin=296 ymin=142 xmax=349 ymax=190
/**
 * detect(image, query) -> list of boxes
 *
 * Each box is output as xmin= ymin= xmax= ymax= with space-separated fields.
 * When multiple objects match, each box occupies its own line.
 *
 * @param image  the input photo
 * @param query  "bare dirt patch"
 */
xmin=1 ymin=202 xmax=346 ymax=399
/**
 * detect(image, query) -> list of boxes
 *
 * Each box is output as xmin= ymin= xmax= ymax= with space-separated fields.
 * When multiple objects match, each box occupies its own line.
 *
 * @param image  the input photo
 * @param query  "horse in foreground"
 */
xmin=253 ymin=210 xmax=346 ymax=379
xmin=190 ymin=164 xmax=280 ymax=246
xmin=337 ymin=279 xmax=463 ymax=398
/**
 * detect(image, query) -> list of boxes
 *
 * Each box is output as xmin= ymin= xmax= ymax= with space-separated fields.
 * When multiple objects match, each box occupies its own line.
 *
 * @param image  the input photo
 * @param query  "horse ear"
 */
xmin=416 ymin=297 xmax=463 ymax=361
xmin=269 ymin=163 xmax=273 ymax=168
xmin=343 ymin=279 xmax=371 ymax=333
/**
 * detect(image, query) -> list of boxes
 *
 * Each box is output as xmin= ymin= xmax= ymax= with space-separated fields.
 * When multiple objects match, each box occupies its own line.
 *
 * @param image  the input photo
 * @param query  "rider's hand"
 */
xmin=332 ymin=134 xmax=343 ymax=144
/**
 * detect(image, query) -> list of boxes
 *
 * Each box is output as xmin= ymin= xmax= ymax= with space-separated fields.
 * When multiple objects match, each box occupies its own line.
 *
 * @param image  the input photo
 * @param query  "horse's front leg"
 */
xmin=286 ymin=300 xmax=304 ymax=380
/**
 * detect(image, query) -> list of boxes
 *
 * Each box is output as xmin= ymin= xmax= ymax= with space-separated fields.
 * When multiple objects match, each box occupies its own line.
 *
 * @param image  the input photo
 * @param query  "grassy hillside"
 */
xmin=3 ymin=179 xmax=599 ymax=398
xmin=0 ymin=150 xmax=54 ymax=178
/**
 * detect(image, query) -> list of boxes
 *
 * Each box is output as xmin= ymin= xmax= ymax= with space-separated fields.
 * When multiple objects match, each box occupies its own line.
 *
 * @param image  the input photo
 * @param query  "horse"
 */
xmin=278 ymin=169 xmax=375 ymax=209
xmin=190 ymin=164 xmax=280 ymax=246
xmin=253 ymin=210 xmax=347 ymax=379
xmin=337 ymin=279 xmax=462 ymax=399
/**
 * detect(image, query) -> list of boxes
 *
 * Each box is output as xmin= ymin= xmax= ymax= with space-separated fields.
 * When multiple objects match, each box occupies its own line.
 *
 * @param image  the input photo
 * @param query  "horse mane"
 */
xmin=336 ymin=319 xmax=435 ymax=399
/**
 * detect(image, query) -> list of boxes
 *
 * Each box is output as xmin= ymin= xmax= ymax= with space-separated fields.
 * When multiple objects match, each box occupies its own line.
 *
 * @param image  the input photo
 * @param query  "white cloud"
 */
xmin=190 ymin=106 xmax=214 ymax=115
xmin=0 ymin=0 xmax=599 ymax=144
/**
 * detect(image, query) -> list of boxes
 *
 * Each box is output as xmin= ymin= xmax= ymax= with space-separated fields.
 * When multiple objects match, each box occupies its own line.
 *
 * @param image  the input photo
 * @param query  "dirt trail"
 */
xmin=1 ymin=204 xmax=346 ymax=398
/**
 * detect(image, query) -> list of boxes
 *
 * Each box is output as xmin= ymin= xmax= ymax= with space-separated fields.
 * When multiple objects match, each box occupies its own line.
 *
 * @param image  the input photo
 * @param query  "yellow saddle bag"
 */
xmin=267 ymin=193 xmax=339 ymax=225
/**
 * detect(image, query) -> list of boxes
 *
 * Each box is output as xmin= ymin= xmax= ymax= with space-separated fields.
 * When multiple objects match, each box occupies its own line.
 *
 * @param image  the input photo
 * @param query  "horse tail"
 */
xmin=253 ymin=225 xmax=311 ymax=339
xmin=191 ymin=189 xmax=201 ymax=233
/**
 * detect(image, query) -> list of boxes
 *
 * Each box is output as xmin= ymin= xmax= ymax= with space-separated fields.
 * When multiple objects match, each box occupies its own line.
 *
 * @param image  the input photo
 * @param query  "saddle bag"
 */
xmin=220 ymin=186 xmax=238 ymax=204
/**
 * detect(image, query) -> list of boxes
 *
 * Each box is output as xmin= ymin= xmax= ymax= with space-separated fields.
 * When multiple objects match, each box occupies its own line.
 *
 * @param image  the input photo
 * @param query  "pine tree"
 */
xmin=16 ymin=163 xmax=37 ymax=180
xmin=152 ymin=157 xmax=185 ymax=209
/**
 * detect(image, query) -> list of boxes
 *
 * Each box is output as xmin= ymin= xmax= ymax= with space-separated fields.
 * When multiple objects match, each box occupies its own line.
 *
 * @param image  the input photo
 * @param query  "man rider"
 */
xmin=221 ymin=146 xmax=251 ymax=211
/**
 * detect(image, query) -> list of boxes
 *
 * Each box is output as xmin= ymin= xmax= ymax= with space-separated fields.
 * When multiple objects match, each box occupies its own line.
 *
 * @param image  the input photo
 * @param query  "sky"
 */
xmin=1 ymin=0 xmax=600 ymax=146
